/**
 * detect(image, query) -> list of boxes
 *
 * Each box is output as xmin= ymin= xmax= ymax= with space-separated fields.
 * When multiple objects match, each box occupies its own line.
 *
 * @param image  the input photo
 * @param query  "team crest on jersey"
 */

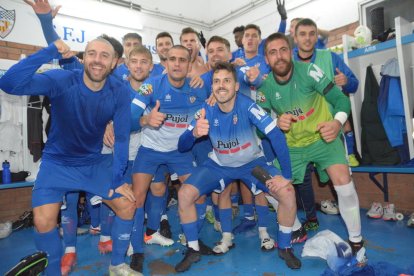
xmin=165 ymin=93 xmax=172 ymax=102
xmin=256 ymin=91 xmax=266 ymax=103
xmin=189 ymin=96 xmax=196 ymax=103
xmin=138 ymin=83 xmax=153 ymax=96
xmin=0 ymin=6 xmax=15 ymax=39
xmin=214 ymin=118 xmax=219 ymax=127
xmin=233 ymin=114 xmax=238 ymax=125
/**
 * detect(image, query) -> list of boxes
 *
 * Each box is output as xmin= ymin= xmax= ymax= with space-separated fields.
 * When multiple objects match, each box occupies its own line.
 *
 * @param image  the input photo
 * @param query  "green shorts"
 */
xmin=274 ymin=137 xmax=347 ymax=184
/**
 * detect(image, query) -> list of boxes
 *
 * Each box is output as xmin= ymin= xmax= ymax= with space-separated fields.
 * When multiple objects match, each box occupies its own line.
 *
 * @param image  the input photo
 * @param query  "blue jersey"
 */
xmin=113 ymin=63 xmax=129 ymax=81
xmin=0 ymin=44 xmax=131 ymax=190
xmin=150 ymin=63 xmax=166 ymax=78
xmin=131 ymin=74 xmax=210 ymax=152
xmin=180 ymin=94 xmax=291 ymax=179
xmin=237 ymin=54 xmax=270 ymax=98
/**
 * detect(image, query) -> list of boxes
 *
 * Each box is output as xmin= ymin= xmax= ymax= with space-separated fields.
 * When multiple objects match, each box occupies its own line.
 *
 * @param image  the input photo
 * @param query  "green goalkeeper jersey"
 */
xmin=257 ymin=60 xmax=350 ymax=148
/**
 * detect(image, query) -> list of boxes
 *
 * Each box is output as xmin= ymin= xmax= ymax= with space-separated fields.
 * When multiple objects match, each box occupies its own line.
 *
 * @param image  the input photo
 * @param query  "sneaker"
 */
xmin=178 ymin=233 xmax=187 ymax=246
xmin=205 ymin=209 xmax=215 ymax=224
xmin=321 ymin=200 xmax=339 ymax=215
xmin=303 ymin=219 xmax=319 ymax=231
xmin=278 ymin=248 xmax=301 ymax=269
xmin=349 ymin=240 xmax=368 ymax=264
xmin=144 ymin=231 xmax=174 ymax=246
xmin=367 ymin=202 xmax=383 ymax=219
xmin=408 ymin=212 xmax=414 ymax=228
xmin=109 ymin=263 xmax=143 ymax=276
xmin=130 ymin=253 xmax=144 ymax=273
xmin=159 ymin=219 xmax=172 ymax=239
xmin=383 ymin=203 xmax=398 ymax=221
xmin=260 ymin=237 xmax=276 ymax=251
xmin=61 ymin=252 xmax=76 ymax=276
xmin=348 ymin=240 xmax=364 ymax=255
xmin=175 ymin=247 xmax=201 ymax=272
xmin=98 ymin=240 xmax=113 ymax=254
xmin=198 ymin=239 xmax=214 ymax=255
xmin=213 ymin=221 xmax=222 ymax=232
xmin=232 ymin=218 xmax=256 ymax=234
xmin=12 ymin=211 xmax=33 ymax=231
xmin=291 ymin=226 xmax=307 ymax=244
xmin=348 ymin=154 xmax=360 ymax=167
xmin=213 ymin=239 xmax=235 ymax=255
xmin=89 ymin=225 xmax=101 ymax=235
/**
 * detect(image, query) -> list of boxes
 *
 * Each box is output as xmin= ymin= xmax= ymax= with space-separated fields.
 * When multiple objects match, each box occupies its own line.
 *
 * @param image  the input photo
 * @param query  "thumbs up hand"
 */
xmin=146 ymin=100 xmax=166 ymax=128
xmin=334 ymin=68 xmax=348 ymax=87
xmin=193 ymin=108 xmax=209 ymax=138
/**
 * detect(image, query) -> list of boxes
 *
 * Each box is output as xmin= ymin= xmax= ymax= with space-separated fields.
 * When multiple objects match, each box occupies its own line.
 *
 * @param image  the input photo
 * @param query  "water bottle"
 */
xmin=2 ymin=160 xmax=11 ymax=184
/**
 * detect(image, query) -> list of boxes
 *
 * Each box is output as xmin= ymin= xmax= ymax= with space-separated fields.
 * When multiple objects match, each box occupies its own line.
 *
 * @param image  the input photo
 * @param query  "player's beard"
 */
xmin=273 ymin=59 xmax=292 ymax=78
xmin=85 ymin=62 xmax=111 ymax=83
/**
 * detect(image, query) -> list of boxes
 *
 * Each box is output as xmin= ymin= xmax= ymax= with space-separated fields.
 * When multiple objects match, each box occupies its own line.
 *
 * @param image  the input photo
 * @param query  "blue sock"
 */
xmin=278 ymin=226 xmax=292 ymax=249
xmin=162 ymin=188 xmax=169 ymax=215
xmin=111 ymin=216 xmax=133 ymax=266
xmin=100 ymin=203 xmax=114 ymax=236
xmin=255 ymin=205 xmax=270 ymax=228
xmin=243 ymin=204 xmax=254 ymax=217
xmin=219 ymin=208 xmax=232 ymax=233
xmin=196 ymin=202 xmax=207 ymax=233
xmin=213 ymin=204 xmax=220 ymax=222
xmin=181 ymin=221 xmax=198 ymax=243
xmin=34 ymin=228 xmax=62 ymax=275
xmin=144 ymin=190 xmax=152 ymax=215
xmin=131 ymin=207 xmax=145 ymax=254
xmin=147 ymin=194 xmax=164 ymax=231
xmin=61 ymin=192 xmax=79 ymax=248
xmin=345 ymin=131 xmax=355 ymax=155
xmin=231 ymin=193 xmax=240 ymax=205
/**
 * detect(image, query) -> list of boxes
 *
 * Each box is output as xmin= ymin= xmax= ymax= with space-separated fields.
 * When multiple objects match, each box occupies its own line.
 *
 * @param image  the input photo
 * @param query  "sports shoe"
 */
xmin=178 ymin=233 xmax=187 ymax=246
xmin=260 ymin=237 xmax=276 ymax=251
xmin=367 ymin=202 xmax=383 ymax=219
xmin=407 ymin=212 xmax=414 ymax=228
xmin=198 ymin=239 xmax=214 ymax=255
xmin=291 ymin=226 xmax=307 ymax=244
xmin=232 ymin=218 xmax=256 ymax=234
xmin=89 ymin=225 xmax=101 ymax=235
xmin=321 ymin=200 xmax=339 ymax=215
xmin=144 ymin=231 xmax=174 ymax=246
xmin=109 ymin=263 xmax=143 ymax=276
xmin=278 ymin=248 xmax=301 ymax=269
xmin=213 ymin=239 xmax=235 ymax=255
xmin=349 ymin=239 xmax=368 ymax=264
xmin=130 ymin=253 xmax=144 ymax=273
xmin=348 ymin=154 xmax=360 ymax=167
xmin=160 ymin=219 xmax=172 ymax=239
xmin=383 ymin=203 xmax=397 ymax=221
xmin=61 ymin=252 xmax=76 ymax=276
xmin=303 ymin=219 xmax=319 ymax=231
xmin=175 ymin=247 xmax=201 ymax=272
xmin=5 ymin=251 xmax=47 ymax=276
xmin=98 ymin=240 xmax=113 ymax=254
xmin=213 ymin=221 xmax=222 ymax=232
xmin=205 ymin=209 xmax=215 ymax=224
xmin=12 ymin=211 xmax=33 ymax=231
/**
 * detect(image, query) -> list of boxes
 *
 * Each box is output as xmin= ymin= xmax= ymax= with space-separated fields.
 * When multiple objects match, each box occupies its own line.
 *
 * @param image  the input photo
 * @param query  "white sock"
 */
xmin=65 ymin=246 xmax=76 ymax=254
xmin=293 ymin=215 xmax=302 ymax=231
xmin=222 ymin=232 xmax=232 ymax=244
xmin=100 ymin=235 xmax=111 ymax=242
xmin=279 ymin=225 xmax=293 ymax=234
xmin=334 ymin=181 xmax=362 ymax=242
xmin=258 ymin=227 xmax=270 ymax=240
xmin=188 ymin=240 xmax=199 ymax=251
xmin=161 ymin=214 xmax=168 ymax=221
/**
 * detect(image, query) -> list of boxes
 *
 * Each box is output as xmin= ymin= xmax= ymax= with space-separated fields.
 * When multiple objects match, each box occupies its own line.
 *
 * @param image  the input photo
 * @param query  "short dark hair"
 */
xmin=295 ymin=18 xmax=317 ymax=33
xmin=122 ymin=33 xmax=142 ymax=43
xmin=212 ymin=62 xmax=237 ymax=82
xmin=180 ymin=27 xmax=199 ymax=42
xmin=245 ymin=24 xmax=261 ymax=36
xmin=99 ymin=34 xmax=123 ymax=59
xmin=207 ymin=36 xmax=231 ymax=51
xmin=156 ymin=32 xmax=174 ymax=45
xmin=168 ymin=45 xmax=191 ymax=61
xmin=233 ymin=25 xmax=245 ymax=34
xmin=264 ymin=32 xmax=290 ymax=53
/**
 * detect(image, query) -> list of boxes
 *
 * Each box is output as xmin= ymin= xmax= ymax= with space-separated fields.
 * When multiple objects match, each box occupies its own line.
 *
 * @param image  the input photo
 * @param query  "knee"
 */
xmin=150 ymin=183 xmax=166 ymax=197
xmin=34 ymin=213 xmax=57 ymax=233
xmin=178 ymin=185 xmax=198 ymax=206
xmin=115 ymin=201 xmax=136 ymax=220
xmin=277 ymin=184 xmax=296 ymax=209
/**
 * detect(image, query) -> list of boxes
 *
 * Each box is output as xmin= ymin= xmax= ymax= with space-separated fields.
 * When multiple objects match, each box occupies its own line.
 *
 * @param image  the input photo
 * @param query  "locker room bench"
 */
xmin=0 ymin=181 xmax=34 ymax=190
xmin=351 ymin=165 xmax=414 ymax=202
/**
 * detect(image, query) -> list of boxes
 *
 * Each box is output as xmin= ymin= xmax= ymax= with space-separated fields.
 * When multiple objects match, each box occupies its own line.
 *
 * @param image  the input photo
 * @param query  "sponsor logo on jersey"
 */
xmin=138 ymin=83 xmax=153 ymax=96
xmin=214 ymin=138 xmax=252 ymax=154
xmin=0 ymin=7 xmax=15 ymax=39
xmin=189 ymin=96 xmax=196 ymax=103
xmin=165 ymin=93 xmax=172 ymax=102
xmin=233 ymin=114 xmax=238 ymax=125
xmin=256 ymin=91 xmax=266 ymax=103
xmin=166 ymin=114 xmax=188 ymax=123
xmin=286 ymin=106 xmax=314 ymax=121
xmin=217 ymin=138 xmax=240 ymax=149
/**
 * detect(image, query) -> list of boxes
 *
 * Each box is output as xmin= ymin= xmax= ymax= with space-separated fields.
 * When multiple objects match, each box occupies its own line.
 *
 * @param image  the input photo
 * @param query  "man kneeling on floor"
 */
xmin=175 ymin=62 xmax=301 ymax=272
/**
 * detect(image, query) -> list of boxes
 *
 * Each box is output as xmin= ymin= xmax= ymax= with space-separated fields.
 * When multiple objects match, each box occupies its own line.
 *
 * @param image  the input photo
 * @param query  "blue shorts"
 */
xmin=192 ymin=137 xmax=212 ymax=166
xmin=132 ymin=146 xmax=194 ymax=177
xmin=32 ymin=155 xmax=119 ymax=208
xmin=185 ymin=157 xmax=281 ymax=197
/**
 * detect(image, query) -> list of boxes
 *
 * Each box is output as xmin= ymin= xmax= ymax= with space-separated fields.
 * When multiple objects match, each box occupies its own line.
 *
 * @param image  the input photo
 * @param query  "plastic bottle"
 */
xmin=2 ymin=160 xmax=11 ymax=184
